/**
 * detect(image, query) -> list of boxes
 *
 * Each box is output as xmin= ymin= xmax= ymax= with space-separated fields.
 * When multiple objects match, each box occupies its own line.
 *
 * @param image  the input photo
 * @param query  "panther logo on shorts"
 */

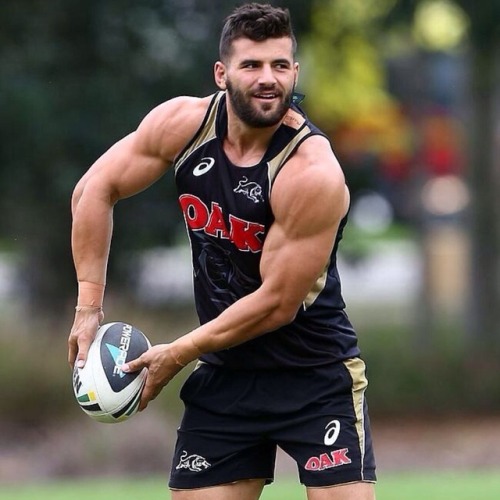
xmin=176 ymin=450 xmax=211 ymax=472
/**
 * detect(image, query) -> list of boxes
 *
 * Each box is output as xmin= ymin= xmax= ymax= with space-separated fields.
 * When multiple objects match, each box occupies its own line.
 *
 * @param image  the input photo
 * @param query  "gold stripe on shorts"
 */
xmin=343 ymin=357 xmax=368 ymax=479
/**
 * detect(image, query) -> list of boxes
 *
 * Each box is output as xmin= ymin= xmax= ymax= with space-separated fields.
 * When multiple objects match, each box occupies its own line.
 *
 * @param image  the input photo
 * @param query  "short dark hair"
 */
xmin=219 ymin=3 xmax=297 ymax=62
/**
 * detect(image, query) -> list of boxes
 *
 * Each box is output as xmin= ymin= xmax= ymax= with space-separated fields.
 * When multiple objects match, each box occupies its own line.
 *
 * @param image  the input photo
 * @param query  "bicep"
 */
xmin=74 ymin=96 xmax=209 ymax=206
xmin=76 ymin=132 xmax=170 ymax=205
xmin=259 ymin=143 xmax=348 ymax=313
xmin=259 ymin=207 xmax=340 ymax=313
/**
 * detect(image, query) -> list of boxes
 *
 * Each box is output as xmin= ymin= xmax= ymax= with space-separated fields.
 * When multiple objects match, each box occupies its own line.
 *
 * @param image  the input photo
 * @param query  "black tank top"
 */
xmin=174 ymin=92 xmax=360 ymax=369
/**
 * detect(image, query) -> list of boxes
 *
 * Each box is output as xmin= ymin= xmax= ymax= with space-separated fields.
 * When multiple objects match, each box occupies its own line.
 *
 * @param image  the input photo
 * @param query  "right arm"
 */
xmin=68 ymin=95 xmax=211 ymax=368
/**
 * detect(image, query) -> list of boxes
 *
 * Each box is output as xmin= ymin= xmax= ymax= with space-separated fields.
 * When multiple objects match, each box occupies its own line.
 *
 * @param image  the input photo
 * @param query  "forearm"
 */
xmin=71 ymin=187 xmax=114 ymax=303
xmin=170 ymin=287 xmax=294 ymax=366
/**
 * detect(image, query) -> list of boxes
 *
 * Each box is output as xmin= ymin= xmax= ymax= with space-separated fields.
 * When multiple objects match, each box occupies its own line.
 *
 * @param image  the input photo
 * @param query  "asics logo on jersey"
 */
xmin=233 ymin=176 xmax=264 ymax=203
xmin=179 ymin=194 xmax=265 ymax=252
xmin=193 ymin=157 xmax=215 ymax=176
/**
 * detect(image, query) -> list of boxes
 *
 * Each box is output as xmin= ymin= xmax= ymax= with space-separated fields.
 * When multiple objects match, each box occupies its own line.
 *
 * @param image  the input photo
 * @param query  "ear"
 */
xmin=214 ymin=61 xmax=227 ymax=90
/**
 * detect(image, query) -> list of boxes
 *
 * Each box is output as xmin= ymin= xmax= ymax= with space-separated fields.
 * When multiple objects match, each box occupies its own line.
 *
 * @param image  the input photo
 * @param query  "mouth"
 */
xmin=253 ymin=92 xmax=279 ymax=101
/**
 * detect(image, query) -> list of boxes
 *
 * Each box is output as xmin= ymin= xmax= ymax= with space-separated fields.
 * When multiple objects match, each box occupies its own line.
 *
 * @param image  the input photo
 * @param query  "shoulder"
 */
xmin=273 ymin=134 xmax=348 ymax=212
xmin=143 ymin=95 xmax=213 ymax=127
xmin=134 ymin=95 xmax=215 ymax=163
xmin=293 ymin=133 xmax=339 ymax=171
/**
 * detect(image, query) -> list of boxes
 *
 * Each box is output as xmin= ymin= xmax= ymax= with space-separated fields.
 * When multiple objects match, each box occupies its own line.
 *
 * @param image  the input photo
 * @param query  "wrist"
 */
xmin=75 ymin=305 xmax=103 ymax=313
xmin=170 ymin=335 xmax=204 ymax=367
xmin=77 ymin=280 xmax=105 ymax=308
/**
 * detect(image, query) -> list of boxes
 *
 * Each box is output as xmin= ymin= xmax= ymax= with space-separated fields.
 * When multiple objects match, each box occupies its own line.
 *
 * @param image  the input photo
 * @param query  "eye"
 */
xmin=274 ymin=62 xmax=291 ymax=70
xmin=241 ymin=61 xmax=260 ymax=69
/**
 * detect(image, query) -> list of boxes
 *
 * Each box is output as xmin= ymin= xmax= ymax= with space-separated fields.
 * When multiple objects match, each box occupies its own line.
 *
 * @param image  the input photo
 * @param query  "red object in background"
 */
xmin=419 ymin=113 xmax=464 ymax=176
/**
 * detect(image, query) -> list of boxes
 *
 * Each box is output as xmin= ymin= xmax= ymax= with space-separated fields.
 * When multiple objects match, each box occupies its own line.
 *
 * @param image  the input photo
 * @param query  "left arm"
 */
xmin=124 ymin=135 xmax=350 ymax=409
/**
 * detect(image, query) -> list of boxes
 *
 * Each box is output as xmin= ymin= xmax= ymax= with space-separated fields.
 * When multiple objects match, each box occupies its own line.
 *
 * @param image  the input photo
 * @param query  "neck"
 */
xmin=224 ymin=100 xmax=283 ymax=167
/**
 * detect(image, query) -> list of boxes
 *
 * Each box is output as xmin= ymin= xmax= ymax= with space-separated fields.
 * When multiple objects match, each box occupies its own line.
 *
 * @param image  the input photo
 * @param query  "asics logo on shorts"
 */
xmin=175 ymin=450 xmax=211 ymax=472
xmin=324 ymin=419 xmax=341 ymax=446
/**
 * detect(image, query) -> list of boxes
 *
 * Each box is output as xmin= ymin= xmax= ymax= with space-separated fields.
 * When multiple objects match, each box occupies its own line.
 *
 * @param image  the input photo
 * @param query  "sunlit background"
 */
xmin=0 ymin=0 xmax=499 ymax=496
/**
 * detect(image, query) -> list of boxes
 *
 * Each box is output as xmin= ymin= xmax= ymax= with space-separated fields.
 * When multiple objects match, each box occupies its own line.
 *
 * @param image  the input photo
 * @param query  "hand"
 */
xmin=68 ymin=307 xmax=104 ymax=369
xmin=122 ymin=344 xmax=185 ymax=411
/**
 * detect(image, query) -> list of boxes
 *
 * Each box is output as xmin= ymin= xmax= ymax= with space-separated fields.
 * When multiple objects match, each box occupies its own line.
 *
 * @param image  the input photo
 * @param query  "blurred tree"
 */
xmin=299 ymin=0 xmax=416 ymax=215
xmin=300 ymin=0 xmax=499 ymax=346
xmin=383 ymin=0 xmax=500 ymax=345
xmin=0 ymin=0 xmax=313 ymax=314
xmin=458 ymin=0 xmax=500 ymax=346
xmin=300 ymin=0 xmax=399 ymax=126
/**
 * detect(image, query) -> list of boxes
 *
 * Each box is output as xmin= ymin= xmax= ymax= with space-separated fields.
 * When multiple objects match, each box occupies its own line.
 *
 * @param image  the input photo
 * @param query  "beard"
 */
xmin=226 ymin=79 xmax=294 ymax=129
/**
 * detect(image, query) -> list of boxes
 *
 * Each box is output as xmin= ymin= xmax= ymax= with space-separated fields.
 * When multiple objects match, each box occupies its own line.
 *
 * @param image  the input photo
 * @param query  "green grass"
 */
xmin=1 ymin=472 xmax=500 ymax=499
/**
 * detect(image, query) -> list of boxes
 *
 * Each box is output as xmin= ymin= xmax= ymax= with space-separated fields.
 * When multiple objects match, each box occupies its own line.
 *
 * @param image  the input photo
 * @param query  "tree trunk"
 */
xmin=467 ymin=42 xmax=500 ymax=345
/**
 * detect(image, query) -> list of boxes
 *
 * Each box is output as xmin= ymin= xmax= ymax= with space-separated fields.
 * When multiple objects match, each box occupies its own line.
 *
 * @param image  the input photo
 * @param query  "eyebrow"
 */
xmin=239 ymin=58 xmax=292 ymax=66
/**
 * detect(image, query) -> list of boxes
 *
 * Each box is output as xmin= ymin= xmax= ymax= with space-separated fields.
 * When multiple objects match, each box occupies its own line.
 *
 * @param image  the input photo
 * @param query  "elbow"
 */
xmin=71 ymin=180 xmax=86 ymax=217
xmin=277 ymin=307 xmax=299 ymax=327
xmin=267 ymin=298 xmax=300 ymax=330
xmin=257 ymin=281 xmax=303 ymax=330
xmin=71 ymin=175 xmax=118 ymax=217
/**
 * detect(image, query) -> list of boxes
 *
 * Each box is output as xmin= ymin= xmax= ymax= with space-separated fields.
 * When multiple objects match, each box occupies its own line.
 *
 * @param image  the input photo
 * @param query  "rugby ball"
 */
xmin=72 ymin=322 xmax=151 ymax=424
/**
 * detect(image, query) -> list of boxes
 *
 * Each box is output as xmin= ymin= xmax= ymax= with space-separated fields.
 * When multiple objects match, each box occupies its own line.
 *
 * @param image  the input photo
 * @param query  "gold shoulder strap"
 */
xmin=174 ymin=92 xmax=224 ymax=174
xmin=268 ymin=108 xmax=328 ymax=309
xmin=267 ymin=108 xmax=313 ymax=186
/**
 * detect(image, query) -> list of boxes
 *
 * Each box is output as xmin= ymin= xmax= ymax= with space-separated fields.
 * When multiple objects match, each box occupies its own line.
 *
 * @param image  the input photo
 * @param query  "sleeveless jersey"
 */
xmin=174 ymin=92 xmax=360 ymax=369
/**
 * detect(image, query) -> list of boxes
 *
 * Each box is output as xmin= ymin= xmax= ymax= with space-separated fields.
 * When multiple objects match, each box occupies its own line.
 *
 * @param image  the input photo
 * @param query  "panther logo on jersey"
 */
xmin=194 ymin=236 xmax=261 ymax=307
xmin=233 ymin=176 xmax=264 ymax=203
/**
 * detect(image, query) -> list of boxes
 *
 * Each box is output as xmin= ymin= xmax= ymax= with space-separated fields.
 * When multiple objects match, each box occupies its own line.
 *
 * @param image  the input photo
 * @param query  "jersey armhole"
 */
xmin=268 ymin=130 xmax=330 ymax=189
xmin=173 ymin=92 xmax=224 ymax=171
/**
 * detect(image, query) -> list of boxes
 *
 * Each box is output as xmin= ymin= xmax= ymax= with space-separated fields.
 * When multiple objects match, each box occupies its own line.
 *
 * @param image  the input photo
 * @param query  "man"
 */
xmin=68 ymin=3 xmax=376 ymax=499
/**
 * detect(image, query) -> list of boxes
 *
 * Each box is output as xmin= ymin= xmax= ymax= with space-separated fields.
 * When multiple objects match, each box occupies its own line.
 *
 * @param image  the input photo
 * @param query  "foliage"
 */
xmin=0 ymin=0 xmax=314 ymax=311
xmin=385 ymin=0 xmax=500 ymax=48
xmin=300 ymin=0 xmax=398 ymax=127
xmin=0 ymin=325 xmax=72 ymax=424
xmin=1 ymin=0 xmax=498 ymax=377
xmin=1 ymin=306 xmax=498 ymax=424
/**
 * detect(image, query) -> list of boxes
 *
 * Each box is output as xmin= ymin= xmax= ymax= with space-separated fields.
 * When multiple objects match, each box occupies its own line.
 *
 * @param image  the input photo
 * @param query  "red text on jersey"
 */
xmin=179 ymin=194 xmax=265 ymax=253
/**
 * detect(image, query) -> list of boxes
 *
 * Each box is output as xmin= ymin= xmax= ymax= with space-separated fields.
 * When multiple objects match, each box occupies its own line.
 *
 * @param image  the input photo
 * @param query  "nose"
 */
xmin=257 ymin=64 xmax=277 ymax=86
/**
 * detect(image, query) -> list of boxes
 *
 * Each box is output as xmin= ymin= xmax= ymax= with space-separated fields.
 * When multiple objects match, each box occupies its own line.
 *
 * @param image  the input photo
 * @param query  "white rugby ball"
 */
xmin=72 ymin=322 xmax=151 ymax=423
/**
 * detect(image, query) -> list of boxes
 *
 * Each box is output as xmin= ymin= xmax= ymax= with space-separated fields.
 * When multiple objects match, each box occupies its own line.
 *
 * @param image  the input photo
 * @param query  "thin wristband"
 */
xmin=75 ymin=305 xmax=103 ymax=313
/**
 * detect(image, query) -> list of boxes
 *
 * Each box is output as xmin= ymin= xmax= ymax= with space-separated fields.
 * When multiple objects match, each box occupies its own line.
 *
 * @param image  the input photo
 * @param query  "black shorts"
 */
xmin=169 ymin=358 xmax=376 ymax=490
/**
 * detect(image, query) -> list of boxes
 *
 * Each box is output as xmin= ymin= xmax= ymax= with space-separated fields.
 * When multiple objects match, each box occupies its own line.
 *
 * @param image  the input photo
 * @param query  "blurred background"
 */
xmin=0 ymin=0 xmax=499 ymax=489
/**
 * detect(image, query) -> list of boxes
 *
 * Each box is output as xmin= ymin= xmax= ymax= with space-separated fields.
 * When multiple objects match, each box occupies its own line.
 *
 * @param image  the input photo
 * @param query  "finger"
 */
xmin=138 ymin=381 xmax=161 ymax=412
xmin=68 ymin=339 xmax=78 ymax=369
xmin=75 ymin=336 xmax=93 ymax=369
xmin=122 ymin=356 xmax=146 ymax=373
xmin=69 ymin=308 xmax=103 ymax=370
xmin=138 ymin=391 xmax=150 ymax=412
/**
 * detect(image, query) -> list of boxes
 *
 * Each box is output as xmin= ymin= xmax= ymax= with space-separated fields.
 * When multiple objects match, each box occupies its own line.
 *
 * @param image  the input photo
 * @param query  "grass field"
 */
xmin=1 ymin=472 xmax=499 ymax=499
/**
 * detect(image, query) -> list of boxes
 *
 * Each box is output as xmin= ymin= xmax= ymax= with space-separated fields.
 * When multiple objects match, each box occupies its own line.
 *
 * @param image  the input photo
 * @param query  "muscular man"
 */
xmin=68 ymin=3 xmax=376 ymax=499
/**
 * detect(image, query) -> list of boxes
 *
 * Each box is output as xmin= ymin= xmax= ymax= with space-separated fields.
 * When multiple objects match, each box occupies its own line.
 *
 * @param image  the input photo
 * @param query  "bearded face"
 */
xmin=218 ymin=37 xmax=298 ymax=129
xmin=225 ymin=77 xmax=294 ymax=128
